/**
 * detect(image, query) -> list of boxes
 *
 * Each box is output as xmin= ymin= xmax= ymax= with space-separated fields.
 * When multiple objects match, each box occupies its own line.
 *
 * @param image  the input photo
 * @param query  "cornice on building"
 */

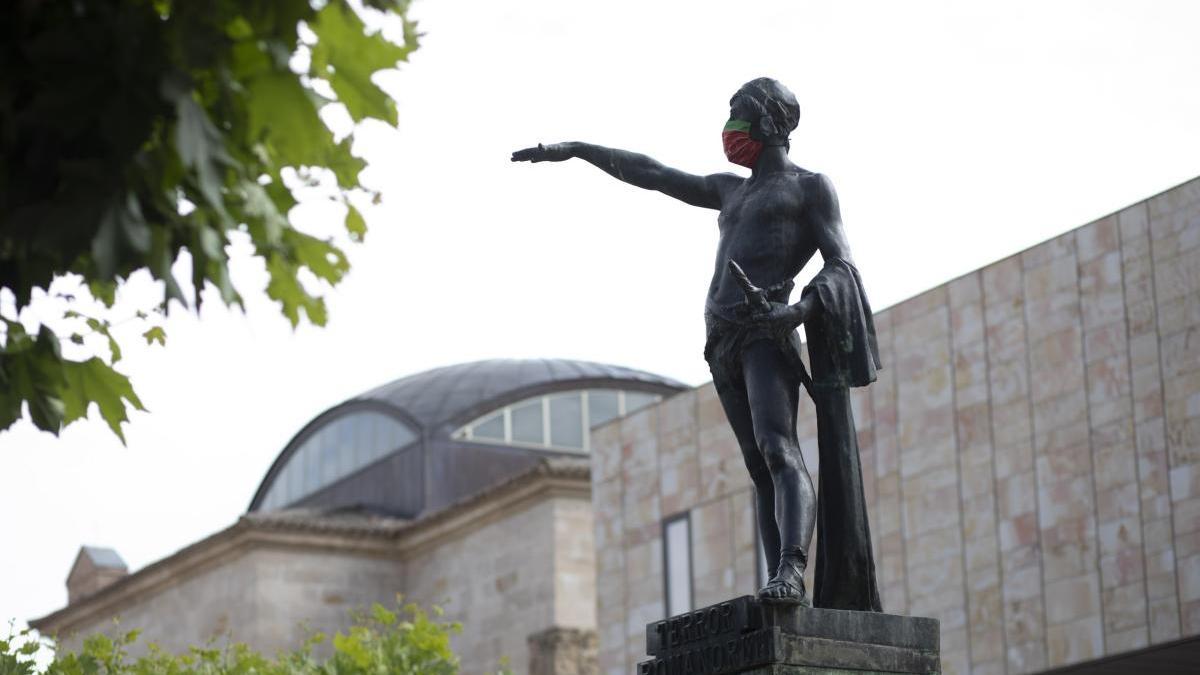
xmin=30 ymin=457 xmax=591 ymax=638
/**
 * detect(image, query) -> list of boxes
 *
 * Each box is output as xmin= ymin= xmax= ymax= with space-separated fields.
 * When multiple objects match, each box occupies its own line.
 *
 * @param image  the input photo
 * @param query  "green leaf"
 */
xmin=265 ymin=253 xmax=327 ymax=327
xmin=371 ymin=603 xmax=397 ymax=626
xmin=60 ymin=357 xmax=146 ymax=443
xmin=244 ymin=71 xmax=331 ymax=167
xmin=2 ymin=324 xmax=67 ymax=433
xmin=238 ymin=181 xmax=287 ymax=246
xmin=310 ymin=2 xmax=411 ymax=124
xmin=85 ymin=318 xmax=121 ymax=363
xmin=88 ymin=279 xmax=118 ymax=306
xmin=327 ymin=137 xmax=366 ymax=188
xmin=285 ymin=229 xmax=349 ymax=284
xmin=345 ymin=202 xmax=367 ymax=242
xmin=143 ymin=327 xmax=167 ymax=346
xmin=171 ymin=88 xmax=233 ymax=211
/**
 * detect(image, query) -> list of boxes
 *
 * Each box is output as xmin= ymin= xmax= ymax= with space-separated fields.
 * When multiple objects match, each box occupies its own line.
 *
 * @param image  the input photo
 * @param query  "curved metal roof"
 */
xmin=355 ymin=358 xmax=686 ymax=435
xmin=248 ymin=358 xmax=687 ymax=516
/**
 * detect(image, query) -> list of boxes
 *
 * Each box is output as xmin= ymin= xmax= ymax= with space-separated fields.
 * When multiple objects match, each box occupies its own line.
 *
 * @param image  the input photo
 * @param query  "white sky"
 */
xmin=3 ymin=0 xmax=1199 ymax=636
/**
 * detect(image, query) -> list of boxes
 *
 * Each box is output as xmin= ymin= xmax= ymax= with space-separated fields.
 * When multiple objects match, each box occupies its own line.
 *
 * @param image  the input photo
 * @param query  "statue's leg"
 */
xmin=742 ymin=340 xmax=816 ymax=602
xmin=712 ymin=374 xmax=780 ymax=583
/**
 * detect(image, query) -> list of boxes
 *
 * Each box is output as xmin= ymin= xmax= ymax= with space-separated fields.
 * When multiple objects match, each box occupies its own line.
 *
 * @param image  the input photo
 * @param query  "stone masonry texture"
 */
xmin=591 ymin=177 xmax=1200 ymax=675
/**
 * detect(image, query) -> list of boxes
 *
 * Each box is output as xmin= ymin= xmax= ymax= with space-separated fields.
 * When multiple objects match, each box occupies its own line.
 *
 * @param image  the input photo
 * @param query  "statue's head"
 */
xmin=723 ymin=78 xmax=799 ymax=168
xmin=731 ymin=78 xmax=799 ymax=143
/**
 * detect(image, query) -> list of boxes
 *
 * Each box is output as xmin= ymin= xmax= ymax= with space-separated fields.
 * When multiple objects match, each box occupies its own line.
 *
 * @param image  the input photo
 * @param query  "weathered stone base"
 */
xmin=639 ymin=596 xmax=940 ymax=675
xmin=739 ymin=662 xmax=926 ymax=667
xmin=528 ymin=626 xmax=599 ymax=675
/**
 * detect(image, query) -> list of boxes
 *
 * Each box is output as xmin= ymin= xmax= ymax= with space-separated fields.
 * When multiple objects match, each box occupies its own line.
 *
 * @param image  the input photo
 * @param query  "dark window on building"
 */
xmin=260 ymin=410 xmax=416 ymax=510
xmin=454 ymin=389 xmax=663 ymax=453
xmin=588 ymin=390 xmax=620 ymax=428
xmin=663 ymin=512 xmax=693 ymax=617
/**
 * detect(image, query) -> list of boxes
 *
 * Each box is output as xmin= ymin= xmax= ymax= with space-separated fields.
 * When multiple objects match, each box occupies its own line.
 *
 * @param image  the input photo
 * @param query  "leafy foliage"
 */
xmin=0 ymin=0 xmax=418 ymax=441
xmin=3 ymin=601 xmax=514 ymax=675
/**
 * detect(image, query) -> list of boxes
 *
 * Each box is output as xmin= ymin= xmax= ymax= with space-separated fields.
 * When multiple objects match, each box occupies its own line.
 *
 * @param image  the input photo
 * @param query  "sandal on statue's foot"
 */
xmin=757 ymin=547 xmax=811 ymax=607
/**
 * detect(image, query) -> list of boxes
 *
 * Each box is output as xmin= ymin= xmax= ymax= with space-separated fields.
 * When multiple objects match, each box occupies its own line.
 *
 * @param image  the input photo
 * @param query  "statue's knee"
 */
xmin=759 ymin=436 xmax=799 ymax=473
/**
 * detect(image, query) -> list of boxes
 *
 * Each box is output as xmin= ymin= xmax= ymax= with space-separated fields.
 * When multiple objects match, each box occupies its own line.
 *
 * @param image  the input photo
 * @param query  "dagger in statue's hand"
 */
xmin=727 ymin=258 xmax=772 ymax=314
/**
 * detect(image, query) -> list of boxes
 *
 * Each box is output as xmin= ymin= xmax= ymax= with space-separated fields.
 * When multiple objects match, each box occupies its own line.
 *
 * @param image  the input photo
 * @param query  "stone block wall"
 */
xmin=590 ymin=176 xmax=1200 ymax=675
xmin=404 ymin=494 xmax=596 ymax=675
xmin=56 ymin=547 xmax=402 ymax=656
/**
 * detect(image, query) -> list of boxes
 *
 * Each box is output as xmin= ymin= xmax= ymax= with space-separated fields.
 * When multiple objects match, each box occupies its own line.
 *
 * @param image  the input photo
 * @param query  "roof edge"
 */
xmin=31 ymin=458 xmax=591 ymax=637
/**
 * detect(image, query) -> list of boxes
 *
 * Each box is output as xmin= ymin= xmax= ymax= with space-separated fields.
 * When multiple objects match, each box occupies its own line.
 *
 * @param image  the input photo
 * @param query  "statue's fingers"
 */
xmin=511 ymin=147 xmax=541 ymax=162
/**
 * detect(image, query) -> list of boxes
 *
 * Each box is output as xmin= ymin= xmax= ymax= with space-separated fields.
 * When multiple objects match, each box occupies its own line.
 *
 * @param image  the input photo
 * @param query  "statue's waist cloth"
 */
xmin=702 ymin=256 xmax=883 ymax=612
xmin=703 ymin=256 xmax=881 ymax=392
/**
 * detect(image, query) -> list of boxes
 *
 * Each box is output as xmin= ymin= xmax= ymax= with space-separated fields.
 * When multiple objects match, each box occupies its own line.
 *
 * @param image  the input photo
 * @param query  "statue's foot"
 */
xmin=757 ymin=575 xmax=810 ymax=606
xmin=757 ymin=549 xmax=811 ymax=607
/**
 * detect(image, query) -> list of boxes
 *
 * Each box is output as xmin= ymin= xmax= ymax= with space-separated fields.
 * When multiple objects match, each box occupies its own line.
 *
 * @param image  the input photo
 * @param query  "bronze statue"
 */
xmin=513 ymin=78 xmax=881 ymax=612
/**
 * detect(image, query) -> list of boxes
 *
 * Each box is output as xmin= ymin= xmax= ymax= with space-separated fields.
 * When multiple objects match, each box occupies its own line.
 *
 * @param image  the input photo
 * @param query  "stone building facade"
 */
xmin=34 ymin=460 xmax=596 ymax=675
xmin=33 ymin=359 xmax=685 ymax=675
xmin=589 ymin=177 xmax=1200 ymax=675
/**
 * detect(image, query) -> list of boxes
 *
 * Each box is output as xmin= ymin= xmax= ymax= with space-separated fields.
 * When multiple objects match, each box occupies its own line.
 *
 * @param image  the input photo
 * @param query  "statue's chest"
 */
xmin=718 ymin=183 xmax=805 ymax=244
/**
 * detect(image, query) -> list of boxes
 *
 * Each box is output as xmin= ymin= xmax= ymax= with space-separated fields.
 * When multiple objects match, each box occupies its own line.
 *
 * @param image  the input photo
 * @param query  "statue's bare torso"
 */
xmin=707 ymin=168 xmax=850 ymax=309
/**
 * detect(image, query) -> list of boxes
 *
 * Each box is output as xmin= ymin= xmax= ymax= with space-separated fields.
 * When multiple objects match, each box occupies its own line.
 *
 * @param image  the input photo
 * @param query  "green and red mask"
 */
xmin=722 ymin=118 xmax=763 ymax=168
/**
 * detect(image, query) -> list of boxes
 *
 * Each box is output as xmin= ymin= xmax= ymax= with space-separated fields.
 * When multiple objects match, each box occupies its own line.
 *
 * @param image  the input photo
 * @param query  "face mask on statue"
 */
xmin=722 ymin=119 xmax=763 ymax=168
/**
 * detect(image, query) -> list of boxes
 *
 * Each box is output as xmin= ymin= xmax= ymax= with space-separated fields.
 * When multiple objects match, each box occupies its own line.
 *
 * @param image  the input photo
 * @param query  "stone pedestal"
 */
xmin=638 ymin=596 xmax=941 ymax=675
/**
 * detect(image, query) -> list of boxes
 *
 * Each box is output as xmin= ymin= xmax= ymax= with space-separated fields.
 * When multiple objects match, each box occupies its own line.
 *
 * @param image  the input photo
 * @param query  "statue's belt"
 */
xmin=704 ymin=278 xmax=796 ymax=323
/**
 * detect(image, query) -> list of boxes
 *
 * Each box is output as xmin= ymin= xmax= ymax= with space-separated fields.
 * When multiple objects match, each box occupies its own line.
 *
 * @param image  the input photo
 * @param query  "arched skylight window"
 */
xmin=261 ymin=411 xmax=417 ymax=511
xmin=453 ymin=389 xmax=662 ymax=453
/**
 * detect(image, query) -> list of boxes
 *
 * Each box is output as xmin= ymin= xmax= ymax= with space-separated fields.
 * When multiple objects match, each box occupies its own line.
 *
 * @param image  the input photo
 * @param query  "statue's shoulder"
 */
xmin=707 ymin=171 xmax=745 ymax=200
xmin=709 ymin=171 xmax=744 ymax=187
xmin=789 ymin=166 xmax=820 ymax=182
xmin=794 ymin=170 xmax=837 ymax=198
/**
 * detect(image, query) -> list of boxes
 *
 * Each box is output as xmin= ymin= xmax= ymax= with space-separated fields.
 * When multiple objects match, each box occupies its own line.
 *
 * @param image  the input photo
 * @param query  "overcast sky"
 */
xmin=3 ymin=0 xmax=1199 ymax=635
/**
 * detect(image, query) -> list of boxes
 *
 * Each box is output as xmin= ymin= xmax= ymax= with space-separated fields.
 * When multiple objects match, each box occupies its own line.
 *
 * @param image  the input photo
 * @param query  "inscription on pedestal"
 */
xmin=646 ymin=596 xmax=760 ymax=656
xmin=637 ymin=627 xmax=775 ymax=675
xmin=639 ymin=596 xmax=942 ymax=674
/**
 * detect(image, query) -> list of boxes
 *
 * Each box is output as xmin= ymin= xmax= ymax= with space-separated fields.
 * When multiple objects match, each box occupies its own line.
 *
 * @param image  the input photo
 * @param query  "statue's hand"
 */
xmin=753 ymin=301 xmax=804 ymax=335
xmin=511 ymin=143 xmax=573 ymax=163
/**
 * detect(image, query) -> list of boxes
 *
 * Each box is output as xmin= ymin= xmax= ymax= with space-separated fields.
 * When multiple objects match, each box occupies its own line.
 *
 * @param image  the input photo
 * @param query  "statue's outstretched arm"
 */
xmin=512 ymin=142 xmax=734 ymax=210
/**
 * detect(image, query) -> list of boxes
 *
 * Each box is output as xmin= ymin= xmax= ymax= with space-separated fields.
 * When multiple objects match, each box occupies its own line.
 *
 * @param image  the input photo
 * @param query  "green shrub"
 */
xmin=3 ymin=601 xmax=512 ymax=675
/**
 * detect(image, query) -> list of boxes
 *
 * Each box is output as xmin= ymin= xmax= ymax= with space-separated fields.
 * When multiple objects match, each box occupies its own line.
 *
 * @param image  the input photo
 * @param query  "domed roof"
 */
xmin=248 ymin=358 xmax=687 ymax=518
xmin=356 ymin=358 xmax=686 ymax=435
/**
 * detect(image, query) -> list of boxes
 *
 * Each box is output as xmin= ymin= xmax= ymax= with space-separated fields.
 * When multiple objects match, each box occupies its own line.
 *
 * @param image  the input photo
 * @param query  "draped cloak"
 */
xmin=802 ymin=257 xmax=883 ymax=612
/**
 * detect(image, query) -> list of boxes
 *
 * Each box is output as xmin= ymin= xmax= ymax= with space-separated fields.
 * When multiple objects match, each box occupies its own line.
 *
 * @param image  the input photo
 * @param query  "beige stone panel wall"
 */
xmin=1120 ymin=199 xmax=1184 ymax=643
xmin=403 ymin=498 xmax=558 ymax=675
xmin=619 ymin=406 xmax=664 ymax=675
xmin=658 ymin=391 xmax=700 ymax=520
xmin=56 ymin=548 xmax=401 ymax=657
xmin=554 ymin=496 xmax=598 ymax=630
xmin=1024 ymin=232 xmax=1106 ymax=667
xmin=892 ymin=287 xmax=970 ymax=675
xmin=950 ymin=272 xmax=1005 ymax=675
xmin=983 ymin=254 xmax=1048 ymax=674
xmin=590 ymin=420 xmax=628 ymax=675
xmin=243 ymin=548 xmax=401 ymax=653
xmin=1149 ymin=177 xmax=1200 ymax=636
xmin=871 ymin=309 xmax=909 ymax=615
xmin=1078 ymin=213 xmax=1151 ymax=654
